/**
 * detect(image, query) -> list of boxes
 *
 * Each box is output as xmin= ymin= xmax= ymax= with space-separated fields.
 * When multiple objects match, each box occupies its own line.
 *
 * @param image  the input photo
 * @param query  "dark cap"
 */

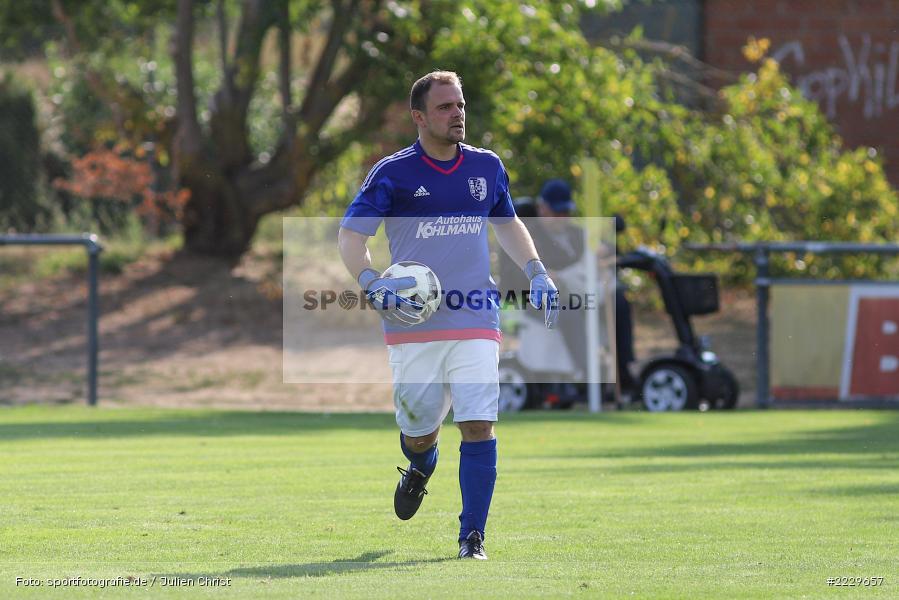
xmin=540 ymin=179 xmax=575 ymax=213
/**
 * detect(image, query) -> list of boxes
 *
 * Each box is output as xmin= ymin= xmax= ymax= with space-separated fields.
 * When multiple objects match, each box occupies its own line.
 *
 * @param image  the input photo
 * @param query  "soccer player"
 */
xmin=337 ymin=71 xmax=558 ymax=560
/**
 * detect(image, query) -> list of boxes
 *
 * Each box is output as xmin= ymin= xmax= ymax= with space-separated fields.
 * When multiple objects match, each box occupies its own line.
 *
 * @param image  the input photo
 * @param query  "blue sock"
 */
xmin=458 ymin=438 xmax=497 ymax=542
xmin=400 ymin=432 xmax=438 ymax=477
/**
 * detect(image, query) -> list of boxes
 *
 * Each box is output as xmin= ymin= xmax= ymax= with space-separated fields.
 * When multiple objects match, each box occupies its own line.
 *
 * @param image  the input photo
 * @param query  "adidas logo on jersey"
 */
xmin=413 ymin=186 xmax=431 ymax=197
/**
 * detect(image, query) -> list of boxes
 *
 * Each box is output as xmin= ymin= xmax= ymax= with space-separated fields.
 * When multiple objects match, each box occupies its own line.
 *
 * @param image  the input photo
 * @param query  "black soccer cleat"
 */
xmin=393 ymin=466 xmax=429 ymax=520
xmin=458 ymin=530 xmax=488 ymax=560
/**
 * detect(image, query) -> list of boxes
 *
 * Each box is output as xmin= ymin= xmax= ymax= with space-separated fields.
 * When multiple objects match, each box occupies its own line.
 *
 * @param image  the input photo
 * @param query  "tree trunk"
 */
xmin=180 ymin=168 xmax=260 ymax=259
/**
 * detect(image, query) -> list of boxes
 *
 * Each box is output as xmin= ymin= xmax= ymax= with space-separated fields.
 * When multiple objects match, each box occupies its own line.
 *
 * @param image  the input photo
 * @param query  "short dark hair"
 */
xmin=409 ymin=71 xmax=462 ymax=112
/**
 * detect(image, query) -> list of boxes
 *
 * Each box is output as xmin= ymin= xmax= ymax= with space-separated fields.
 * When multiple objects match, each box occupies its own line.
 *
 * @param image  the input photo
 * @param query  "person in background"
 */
xmin=528 ymin=180 xmax=637 ymax=390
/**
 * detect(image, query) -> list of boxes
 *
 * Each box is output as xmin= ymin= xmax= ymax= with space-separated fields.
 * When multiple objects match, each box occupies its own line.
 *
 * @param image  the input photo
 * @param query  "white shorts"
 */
xmin=387 ymin=338 xmax=500 ymax=437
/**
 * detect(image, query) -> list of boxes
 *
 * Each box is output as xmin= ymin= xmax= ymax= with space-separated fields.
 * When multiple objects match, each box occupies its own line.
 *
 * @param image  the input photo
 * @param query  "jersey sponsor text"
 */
xmin=415 ymin=215 xmax=483 ymax=239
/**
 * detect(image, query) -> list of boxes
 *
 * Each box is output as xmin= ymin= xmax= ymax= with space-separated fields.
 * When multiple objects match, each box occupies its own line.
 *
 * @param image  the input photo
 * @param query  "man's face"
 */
xmin=414 ymin=82 xmax=465 ymax=143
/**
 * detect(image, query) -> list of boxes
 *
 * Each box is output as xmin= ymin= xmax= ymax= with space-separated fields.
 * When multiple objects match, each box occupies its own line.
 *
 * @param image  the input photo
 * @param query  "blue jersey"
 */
xmin=342 ymin=140 xmax=516 ymax=345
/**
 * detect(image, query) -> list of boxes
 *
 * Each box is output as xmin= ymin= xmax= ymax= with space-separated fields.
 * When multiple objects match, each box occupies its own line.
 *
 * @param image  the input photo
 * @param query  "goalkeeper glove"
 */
xmin=358 ymin=268 xmax=424 ymax=327
xmin=525 ymin=259 xmax=560 ymax=329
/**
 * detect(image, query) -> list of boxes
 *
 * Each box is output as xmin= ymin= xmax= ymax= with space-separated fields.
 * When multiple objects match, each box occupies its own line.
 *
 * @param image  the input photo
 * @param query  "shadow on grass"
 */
xmin=0 ymin=411 xmax=399 ymax=441
xmin=3 ymin=410 xmax=898 ymax=459
xmin=526 ymin=457 xmax=899 ymax=477
xmin=814 ymin=483 xmax=899 ymax=496
xmin=160 ymin=550 xmax=453 ymax=580
xmin=0 ymin=409 xmax=650 ymax=441
xmin=566 ymin=412 xmax=899 ymax=473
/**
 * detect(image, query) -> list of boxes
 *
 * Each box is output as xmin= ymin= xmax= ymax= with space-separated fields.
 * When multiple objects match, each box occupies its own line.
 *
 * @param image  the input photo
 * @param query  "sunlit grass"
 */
xmin=1 ymin=407 xmax=896 ymax=598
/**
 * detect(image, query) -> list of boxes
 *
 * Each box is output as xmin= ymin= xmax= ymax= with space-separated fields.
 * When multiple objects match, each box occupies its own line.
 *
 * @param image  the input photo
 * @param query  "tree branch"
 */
xmin=217 ymin=0 xmax=230 ymax=99
xmin=239 ymin=169 xmax=302 ymax=217
xmin=50 ymin=0 xmax=82 ymax=55
xmin=317 ymin=103 xmax=388 ymax=165
xmin=243 ymin=0 xmax=401 ymax=218
xmin=173 ymin=0 xmax=202 ymax=160
xmin=297 ymin=0 xmax=359 ymax=124
xmin=229 ymin=0 xmax=277 ymax=108
xmin=301 ymin=54 xmax=370 ymax=141
xmin=243 ymin=94 xmax=390 ymax=219
xmin=209 ymin=0 xmax=278 ymax=171
xmin=278 ymin=0 xmax=293 ymax=133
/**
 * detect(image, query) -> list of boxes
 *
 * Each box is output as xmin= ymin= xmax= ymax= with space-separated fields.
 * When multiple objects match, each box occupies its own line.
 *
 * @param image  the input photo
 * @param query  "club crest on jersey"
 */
xmin=468 ymin=177 xmax=488 ymax=201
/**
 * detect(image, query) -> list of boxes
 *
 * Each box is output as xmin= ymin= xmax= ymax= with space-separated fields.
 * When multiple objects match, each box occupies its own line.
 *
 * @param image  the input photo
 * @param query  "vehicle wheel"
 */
xmin=638 ymin=363 xmax=699 ymax=412
xmin=498 ymin=360 xmax=531 ymax=412
xmin=717 ymin=367 xmax=740 ymax=410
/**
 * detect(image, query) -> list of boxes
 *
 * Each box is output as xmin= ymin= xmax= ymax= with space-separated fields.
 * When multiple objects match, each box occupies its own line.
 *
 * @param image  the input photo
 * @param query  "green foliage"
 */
xmin=0 ymin=75 xmax=46 ymax=231
xmin=0 ymin=0 xmax=176 ymax=59
xmin=662 ymin=56 xmax=899 ymax=280
xmin=46 ymin=62 xmax=112 ymax=154
xmin=44 ymin=46 xmax=178 ymax=154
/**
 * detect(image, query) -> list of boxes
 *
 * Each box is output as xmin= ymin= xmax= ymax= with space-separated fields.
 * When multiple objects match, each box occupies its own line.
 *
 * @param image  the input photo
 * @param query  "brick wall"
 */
xmin=704 ymin=0 xmax=899 ymax=187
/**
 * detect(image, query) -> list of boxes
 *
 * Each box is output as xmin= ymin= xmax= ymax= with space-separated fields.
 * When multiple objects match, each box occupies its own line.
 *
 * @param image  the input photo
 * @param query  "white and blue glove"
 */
xmin=358 ymin=268 xmax=424 ymax=327
xmin=525 ymin=259 xmax=560 ymax=329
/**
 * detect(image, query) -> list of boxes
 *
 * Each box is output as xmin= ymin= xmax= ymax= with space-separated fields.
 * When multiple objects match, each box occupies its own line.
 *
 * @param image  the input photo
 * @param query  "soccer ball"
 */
xmin=381 ymin=261 xmax=442 ymax=325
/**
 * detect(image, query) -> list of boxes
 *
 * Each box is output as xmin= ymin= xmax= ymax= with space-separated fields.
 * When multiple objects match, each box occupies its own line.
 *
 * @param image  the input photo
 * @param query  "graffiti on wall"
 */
xmin=772 ymin=35 xmax=899 ymax=120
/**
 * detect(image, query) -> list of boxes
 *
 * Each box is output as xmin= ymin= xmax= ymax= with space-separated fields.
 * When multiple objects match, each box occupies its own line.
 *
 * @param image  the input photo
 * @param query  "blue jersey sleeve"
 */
xmin=488 ymin=158 xmax=516 ymax=223
xmin=341 ymin=174 xmax=394 ymax=235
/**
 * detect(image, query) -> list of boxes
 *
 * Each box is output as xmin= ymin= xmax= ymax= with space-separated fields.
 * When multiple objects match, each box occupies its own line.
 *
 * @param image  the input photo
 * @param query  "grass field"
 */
xmin=1 ymin=407 xmax=897 ymax=598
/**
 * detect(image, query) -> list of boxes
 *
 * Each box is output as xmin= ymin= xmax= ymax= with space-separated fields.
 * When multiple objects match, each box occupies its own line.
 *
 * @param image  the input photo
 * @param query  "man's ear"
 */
xmin=411 ymin=109 xmax=425 ymax=127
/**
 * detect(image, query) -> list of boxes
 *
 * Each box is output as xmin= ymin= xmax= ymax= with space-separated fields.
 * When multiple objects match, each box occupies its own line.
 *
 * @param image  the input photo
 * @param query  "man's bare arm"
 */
xmin=337 ymin=227 xmax=374 ymax=282
xmin=492 ymin=217 xmax=540 ymax=269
